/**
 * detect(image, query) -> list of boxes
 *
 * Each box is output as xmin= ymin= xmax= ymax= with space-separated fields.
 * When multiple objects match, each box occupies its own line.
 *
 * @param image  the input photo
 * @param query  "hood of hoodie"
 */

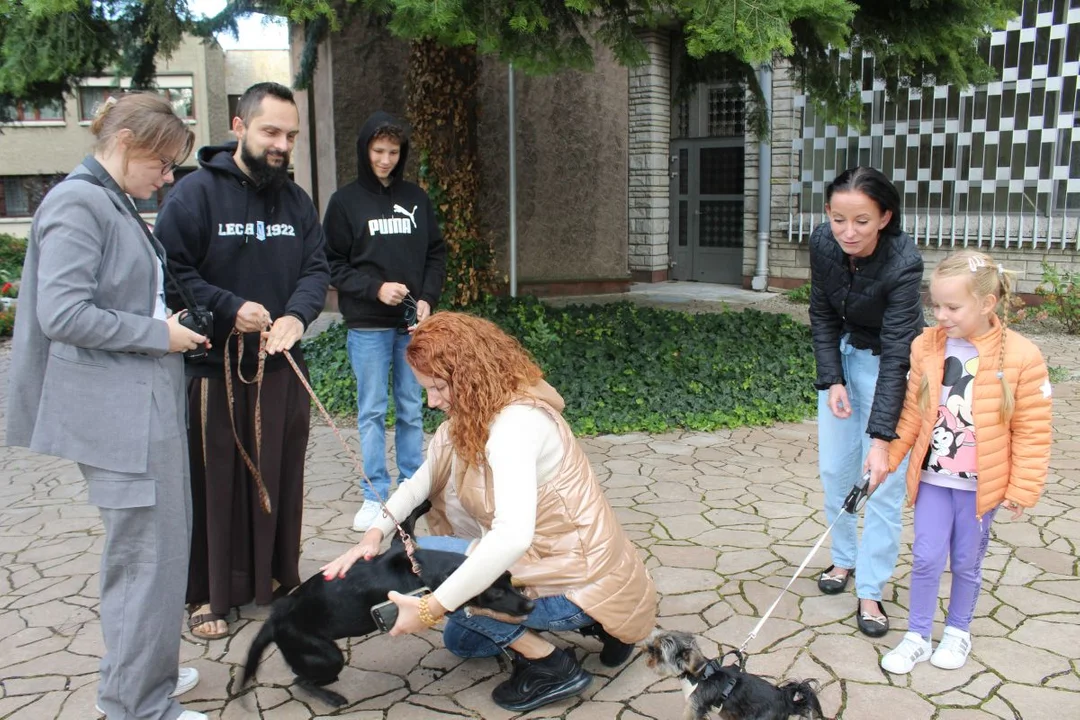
xmin=355 ymin=111 xmax=411 ymax=195
xmin=197 ymin=141 xmax=250 ymax=181
xmin=196 ymin=140 xmax=286 ymax=222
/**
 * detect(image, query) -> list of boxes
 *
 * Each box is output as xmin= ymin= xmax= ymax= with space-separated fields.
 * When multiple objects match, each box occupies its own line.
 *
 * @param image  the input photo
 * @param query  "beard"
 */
xmin=240 ymin=138 xmax=290 ymax=189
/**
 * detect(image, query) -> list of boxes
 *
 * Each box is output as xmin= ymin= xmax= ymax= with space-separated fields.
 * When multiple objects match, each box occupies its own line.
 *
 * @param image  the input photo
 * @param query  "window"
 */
xmin=3 ymin=99 xmax=64 ymax=122
xmin=161 ymin=87 xmax=195 ymax=119
xmin=1 ymin=178 xmax=30 ymax=217
xmin=133 ymin=169 xmax=191 ymax=214
xmin=80 ymin=87 xmax=119 ymax=121
xmin=228 ymin=94 xmax=242 ymax=129
xmin=0 ymin=175 xmax=67 ymax=218
xmin=79 ymin=84 xmax=195 ymax=121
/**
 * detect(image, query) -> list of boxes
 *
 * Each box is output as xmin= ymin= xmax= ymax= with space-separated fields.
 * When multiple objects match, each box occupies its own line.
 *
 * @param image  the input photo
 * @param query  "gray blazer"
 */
xmin=6 ymin=159 xmax=172 ymax=474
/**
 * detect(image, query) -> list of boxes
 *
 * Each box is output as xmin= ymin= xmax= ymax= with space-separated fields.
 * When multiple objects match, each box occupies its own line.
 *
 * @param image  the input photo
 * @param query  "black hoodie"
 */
xmin=323 ymin=111 xmax=446 ymax=328
xmin=155 ymin=141 xmax=330 ymax=378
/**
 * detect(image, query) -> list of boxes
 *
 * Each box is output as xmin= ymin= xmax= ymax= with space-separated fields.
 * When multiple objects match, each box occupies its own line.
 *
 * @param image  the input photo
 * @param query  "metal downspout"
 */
xmin=752 ymin=63 xmax=773 ymax=291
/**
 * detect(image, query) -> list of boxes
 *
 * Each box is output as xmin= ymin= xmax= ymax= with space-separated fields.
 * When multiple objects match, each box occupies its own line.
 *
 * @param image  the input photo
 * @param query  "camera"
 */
xmin=177 ymin=307 xmax=213 ymax=360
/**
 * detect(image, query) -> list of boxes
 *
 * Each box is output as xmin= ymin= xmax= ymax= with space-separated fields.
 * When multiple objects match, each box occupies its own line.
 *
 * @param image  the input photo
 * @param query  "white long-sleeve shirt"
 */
xmin=372 ymin=404 xmax=565 ymax=611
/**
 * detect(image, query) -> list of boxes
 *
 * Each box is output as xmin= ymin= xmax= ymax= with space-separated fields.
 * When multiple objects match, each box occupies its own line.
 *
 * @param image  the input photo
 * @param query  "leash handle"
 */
xmin=222 ymin=330 xmax=272 ymax=515
xmin=281 ymin=348 xmax=423 ymax=576
xmin=843 ymin=470 xmax=874 ymax=514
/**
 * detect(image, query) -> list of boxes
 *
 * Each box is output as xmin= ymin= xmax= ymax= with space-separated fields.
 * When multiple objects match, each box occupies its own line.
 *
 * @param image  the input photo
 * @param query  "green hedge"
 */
xmin=0 ymin=233 xmax=26 ymax=337
xmin=301 ymin=296 xmax=818 ymax=436
xmin=0 ymin=233 xmax=26 ymax=282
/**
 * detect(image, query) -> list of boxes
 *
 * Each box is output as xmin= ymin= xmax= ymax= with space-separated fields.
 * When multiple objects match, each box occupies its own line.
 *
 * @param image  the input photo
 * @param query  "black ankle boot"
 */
xmin=578 ymin=623 xmax=635 ymax=667
xmin=491 ymin=647 xmax=593 ymax=712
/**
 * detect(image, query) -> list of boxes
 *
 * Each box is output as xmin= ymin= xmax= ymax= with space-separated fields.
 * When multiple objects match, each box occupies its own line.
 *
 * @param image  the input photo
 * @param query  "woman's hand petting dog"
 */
xmin=321 ymin=528 xmax=385 ymax=579
xmin=385 ymin=590 xmax=447 ymax=636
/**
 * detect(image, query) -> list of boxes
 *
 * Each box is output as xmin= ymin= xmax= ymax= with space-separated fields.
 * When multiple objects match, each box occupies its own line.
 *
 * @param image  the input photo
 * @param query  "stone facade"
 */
xmin=297 ymin=23 xmax=630 ymax=289
xmin=627 ymin=30 xmax=672 ymax=282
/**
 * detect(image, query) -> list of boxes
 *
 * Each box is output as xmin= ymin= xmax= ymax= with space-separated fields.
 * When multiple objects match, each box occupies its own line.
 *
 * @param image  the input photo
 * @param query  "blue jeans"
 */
xmin=416 ymin=536 xmax=595 ymax=658
xmin=817 ymin=335 xmax=910 ymax=601
xmin=346 ymin=329 xmax=424 ymax=501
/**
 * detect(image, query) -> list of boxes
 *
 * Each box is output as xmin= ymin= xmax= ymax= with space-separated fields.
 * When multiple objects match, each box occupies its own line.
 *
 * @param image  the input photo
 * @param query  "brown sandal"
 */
xmin=187 ymin=604 xmax=229 ymax=640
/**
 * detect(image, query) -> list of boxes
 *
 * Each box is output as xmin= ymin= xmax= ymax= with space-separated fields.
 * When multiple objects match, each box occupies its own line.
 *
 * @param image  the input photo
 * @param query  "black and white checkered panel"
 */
xmin=789 ymin=0 xmax=1080 ymax=249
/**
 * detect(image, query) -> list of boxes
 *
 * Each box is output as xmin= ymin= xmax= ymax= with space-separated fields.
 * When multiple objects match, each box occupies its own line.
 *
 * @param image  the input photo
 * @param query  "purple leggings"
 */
xmin=908 ymin=483 xmax=996 ymax=637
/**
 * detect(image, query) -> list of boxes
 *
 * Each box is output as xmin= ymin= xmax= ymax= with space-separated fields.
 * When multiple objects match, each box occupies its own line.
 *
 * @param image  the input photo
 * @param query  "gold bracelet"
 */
xmin=417 ymin=596 xmax=439 ymax=627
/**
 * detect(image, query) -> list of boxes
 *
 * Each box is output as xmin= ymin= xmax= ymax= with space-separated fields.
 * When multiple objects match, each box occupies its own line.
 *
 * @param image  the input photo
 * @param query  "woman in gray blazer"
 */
xmin=6 ymin=94 xmax=210 ymax=720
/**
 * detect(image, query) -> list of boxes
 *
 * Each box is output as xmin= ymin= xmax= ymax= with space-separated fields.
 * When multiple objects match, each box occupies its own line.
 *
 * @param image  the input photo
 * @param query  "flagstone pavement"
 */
xmin=1 ymin=323 xmax=1078 ymax=720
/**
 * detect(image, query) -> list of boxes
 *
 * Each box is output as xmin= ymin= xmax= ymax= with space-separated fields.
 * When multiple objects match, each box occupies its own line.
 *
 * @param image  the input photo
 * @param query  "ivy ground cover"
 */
xmin=302 ymin=297 xmax=818 ymax=435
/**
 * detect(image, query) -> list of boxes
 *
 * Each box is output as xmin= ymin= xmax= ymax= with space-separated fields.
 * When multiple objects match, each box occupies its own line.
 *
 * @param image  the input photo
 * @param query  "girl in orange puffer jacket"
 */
xmin=879 ymin=250 xmax=1052 ymax=676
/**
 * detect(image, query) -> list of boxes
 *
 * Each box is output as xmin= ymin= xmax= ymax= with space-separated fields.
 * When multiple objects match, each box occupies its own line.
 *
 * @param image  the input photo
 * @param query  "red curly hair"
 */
xmin=405 ymin=312 xmax=544 ymax=465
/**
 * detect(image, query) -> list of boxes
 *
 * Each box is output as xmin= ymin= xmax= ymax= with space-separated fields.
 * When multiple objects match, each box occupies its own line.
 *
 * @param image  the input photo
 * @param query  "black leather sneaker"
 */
xmin=491 ymin=647 xmax=593 ymax=712
xmin=578 ymin=622 xmax=635 ymax=667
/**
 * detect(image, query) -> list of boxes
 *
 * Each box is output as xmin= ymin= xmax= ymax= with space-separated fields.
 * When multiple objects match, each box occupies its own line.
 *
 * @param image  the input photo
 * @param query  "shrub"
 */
xmin=1035 ymin=261 xmax=1080 ymax=334
xmin=0 ymin=233 xmax=27 ymax=283
xmin=785 ymin=282 xmax=811 ymax=304
xmin=302 ymin=297 xmax=818 ymax=436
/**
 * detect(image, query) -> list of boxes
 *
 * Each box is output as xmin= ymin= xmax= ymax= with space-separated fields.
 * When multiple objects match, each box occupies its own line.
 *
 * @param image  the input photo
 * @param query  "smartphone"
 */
xmin=371 ymin=586 xmax=432 ymax=632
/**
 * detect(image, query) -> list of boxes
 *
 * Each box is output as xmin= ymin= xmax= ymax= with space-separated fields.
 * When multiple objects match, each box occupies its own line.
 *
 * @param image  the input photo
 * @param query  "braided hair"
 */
xmin=920 ymin=250 xmax=1017 ymax=424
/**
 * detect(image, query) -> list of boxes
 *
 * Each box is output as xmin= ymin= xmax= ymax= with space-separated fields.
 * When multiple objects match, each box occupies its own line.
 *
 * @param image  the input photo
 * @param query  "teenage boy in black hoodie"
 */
xmin=323 ymin=112 xmax=446 ymax=532
xmin=155 ymin=82 xmax=330 ymax=640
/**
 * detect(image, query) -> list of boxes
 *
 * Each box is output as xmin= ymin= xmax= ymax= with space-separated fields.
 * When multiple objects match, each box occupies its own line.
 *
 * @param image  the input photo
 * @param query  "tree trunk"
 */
xmin=406 ymin=39 xmax=497 ymax=307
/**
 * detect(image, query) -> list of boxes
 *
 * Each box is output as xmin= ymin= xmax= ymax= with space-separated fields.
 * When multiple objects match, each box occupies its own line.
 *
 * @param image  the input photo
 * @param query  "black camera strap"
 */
xmin=67 ymin=173 xmax=202 ymax=314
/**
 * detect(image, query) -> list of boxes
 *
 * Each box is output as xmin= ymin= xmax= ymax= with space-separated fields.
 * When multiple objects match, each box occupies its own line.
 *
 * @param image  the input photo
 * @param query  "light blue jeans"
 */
xmin=416 ymin=536 xmax=595 ymax=658
xmin=346 ymin=329 xmax=424 ymax=501
xmin=818 ymin=335 xmax=910 ymax=602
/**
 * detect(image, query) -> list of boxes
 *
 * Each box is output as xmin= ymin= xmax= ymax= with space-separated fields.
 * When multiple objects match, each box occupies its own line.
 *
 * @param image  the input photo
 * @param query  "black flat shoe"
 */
xmin=578 ymin=622 xmax=635 ymax=667
xmin=857 ymin=599 xmax=889 ymax=637
xmin=817 ymin=565 xmax=853 ymax=595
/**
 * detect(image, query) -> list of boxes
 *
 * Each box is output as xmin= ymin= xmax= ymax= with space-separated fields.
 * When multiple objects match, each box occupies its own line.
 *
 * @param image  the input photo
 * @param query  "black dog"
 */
xmin=241 ymin=502 xmax=535 ymax=706
xmin=643 ymin=630 xmax=826 ymax=720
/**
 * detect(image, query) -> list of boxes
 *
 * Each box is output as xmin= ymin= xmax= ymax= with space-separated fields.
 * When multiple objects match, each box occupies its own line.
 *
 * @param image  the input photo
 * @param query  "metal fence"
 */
xmin=787 ymin=0 xmax=1080 ymax=250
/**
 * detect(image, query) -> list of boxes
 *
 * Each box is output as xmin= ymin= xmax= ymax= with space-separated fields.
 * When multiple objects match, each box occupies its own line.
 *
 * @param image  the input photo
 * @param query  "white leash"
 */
xmin=737 ymin=472 xmax=873 ymax=656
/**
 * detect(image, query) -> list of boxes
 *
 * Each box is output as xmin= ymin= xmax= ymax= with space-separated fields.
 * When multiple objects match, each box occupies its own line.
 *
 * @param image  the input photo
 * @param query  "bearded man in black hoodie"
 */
xmin=155 ymin=82 xmax=330 ymax=640
xmin=323 ymin=112 xmax=446 ymax=533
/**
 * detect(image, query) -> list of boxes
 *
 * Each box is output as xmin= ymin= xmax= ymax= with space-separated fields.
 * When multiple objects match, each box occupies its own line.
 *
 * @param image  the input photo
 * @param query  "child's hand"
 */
xmin=1001 ymin=499 xmax=1024 ymax=520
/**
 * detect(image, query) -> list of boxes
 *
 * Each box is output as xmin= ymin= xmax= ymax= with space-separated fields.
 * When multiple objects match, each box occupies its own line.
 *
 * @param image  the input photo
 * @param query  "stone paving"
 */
xmin=1 ymin=319 xmax=1079 ymax=719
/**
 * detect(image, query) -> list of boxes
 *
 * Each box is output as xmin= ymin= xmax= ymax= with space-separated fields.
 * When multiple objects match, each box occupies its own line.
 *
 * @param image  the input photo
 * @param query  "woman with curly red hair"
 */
xmin=323 ymin=312 xmax=657 ymax=713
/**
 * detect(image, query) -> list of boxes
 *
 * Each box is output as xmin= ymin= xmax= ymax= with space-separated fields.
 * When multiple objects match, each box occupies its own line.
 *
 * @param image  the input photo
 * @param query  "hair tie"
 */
xmin=997 ymin=263 xmax=1005 ymax=275
xmin=996 ymin=371 xmax=1004 ymax=379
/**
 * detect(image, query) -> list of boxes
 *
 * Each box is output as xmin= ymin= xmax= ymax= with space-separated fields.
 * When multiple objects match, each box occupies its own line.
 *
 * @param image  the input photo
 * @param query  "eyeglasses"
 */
xmin=158 ymin=155 xmax=181 ymax=176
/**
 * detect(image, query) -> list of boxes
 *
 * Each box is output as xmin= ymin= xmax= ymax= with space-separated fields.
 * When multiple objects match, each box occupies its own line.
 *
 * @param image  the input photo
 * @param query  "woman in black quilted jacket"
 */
xmin=809 ymin=166 xmax=925 ymax=637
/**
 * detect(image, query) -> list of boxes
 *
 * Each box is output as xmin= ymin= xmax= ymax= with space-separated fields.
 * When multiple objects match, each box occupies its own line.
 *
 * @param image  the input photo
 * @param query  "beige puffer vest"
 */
xmin=422 ymin=382 xmax=658 ymax=643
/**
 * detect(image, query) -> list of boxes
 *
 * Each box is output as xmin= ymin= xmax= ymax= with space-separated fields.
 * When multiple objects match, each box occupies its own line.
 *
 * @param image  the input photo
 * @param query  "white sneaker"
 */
xmin=931 ymin=626 xmax=972 ymax=670
xmin=177 ymin=712 xmax=208 ymax=720
xmin=171 ymin=666 xmax=199 ymax=697
xmin=881 ymin=631 xmax=932 ymax=674
xmin=95 ymin=667 xmax=200 ymax=714
xmin=352 ymin=499 xmax=384 ymax=532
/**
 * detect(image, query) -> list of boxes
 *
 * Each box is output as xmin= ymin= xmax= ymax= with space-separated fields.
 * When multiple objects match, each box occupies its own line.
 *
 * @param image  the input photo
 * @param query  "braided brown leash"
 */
xmin=223 ymin=330 xmax=272 ymax=515
xmin=281 ymin=347 xmax=422 ymax=575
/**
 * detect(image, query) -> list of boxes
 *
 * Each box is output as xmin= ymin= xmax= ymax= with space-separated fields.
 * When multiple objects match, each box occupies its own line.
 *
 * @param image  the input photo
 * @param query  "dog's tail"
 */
xmin=241 ymin=597 xmax=292 ymax=688
xmin=389 ymin=499 xmax=432 ymax=548
xmin=779 ymin=679 xmax=826 ymax=719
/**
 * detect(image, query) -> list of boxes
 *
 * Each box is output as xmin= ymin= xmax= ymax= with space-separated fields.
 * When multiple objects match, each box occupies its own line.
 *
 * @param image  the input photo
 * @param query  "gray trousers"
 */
xmin=81 ymin=354 xmax=191 ymax=720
